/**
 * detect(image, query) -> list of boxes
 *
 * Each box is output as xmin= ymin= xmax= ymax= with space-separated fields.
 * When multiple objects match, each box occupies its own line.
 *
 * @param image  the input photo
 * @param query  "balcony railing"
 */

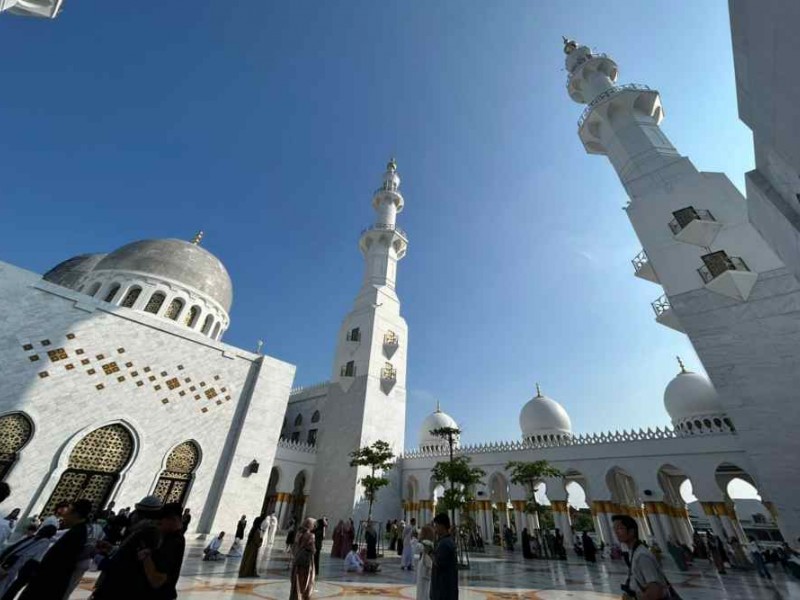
xmin=383 ymin=331 xmax=398 ymax=346
xmin=632 ymin=250 xmax=650 ymax=274
xmin=566 ymin=51 xmax=610 ymax=83
xmin=578 ymin=83 xmax=652 ymax=128
xmin=651 ymin=294 xmax=672 ymax=318
xmin=668 ymin=207 xmax=715 ymax=235
xmin=381 ymin=366 xmax=397 ymax=381
xmin=374 ymin=184 xmax=400 ymax=194
xmin=361 ymin=223 xmax=408 ymax=239
xmin=698 ymin=252 xmax=749 ymax=284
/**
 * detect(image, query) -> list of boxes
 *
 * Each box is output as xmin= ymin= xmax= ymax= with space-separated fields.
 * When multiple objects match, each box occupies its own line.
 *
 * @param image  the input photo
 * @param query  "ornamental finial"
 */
xmin=387 ymin=157 xmax=397 ymax=172
xmin=676 ymin=356 xmax=687 ymax=373
xmin=256 ymin=340 xmax=264 ymax=354
xmin=563 ymin=36 xmax=577 ymax=55
xmin=435 ymin=399 xmax=441 ymax=413
xmin=536 ymin=382 xmax=542 ymax=397
xmin=191 ymin=230 xmax=204 ymax=245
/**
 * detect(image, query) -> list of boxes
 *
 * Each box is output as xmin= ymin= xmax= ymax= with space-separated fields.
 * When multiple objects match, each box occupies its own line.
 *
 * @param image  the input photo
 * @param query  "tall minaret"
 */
xmin=563 ymin=38 xmax=800 ymax=543
xmin=306 ymin=159 xmax=409 ymax=525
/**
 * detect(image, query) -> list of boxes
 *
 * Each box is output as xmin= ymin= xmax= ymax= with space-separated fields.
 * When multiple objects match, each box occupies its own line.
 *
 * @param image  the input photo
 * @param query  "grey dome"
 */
xmin=43 ymin=254 xmax=107 ymax=290
xmin=93 ymin=239 xmax=233 ymax=311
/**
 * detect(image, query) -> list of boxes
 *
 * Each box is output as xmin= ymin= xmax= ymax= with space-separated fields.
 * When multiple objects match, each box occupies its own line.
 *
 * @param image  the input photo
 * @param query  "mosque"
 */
xmin=1 ymin=20 xmax=798 ymax=552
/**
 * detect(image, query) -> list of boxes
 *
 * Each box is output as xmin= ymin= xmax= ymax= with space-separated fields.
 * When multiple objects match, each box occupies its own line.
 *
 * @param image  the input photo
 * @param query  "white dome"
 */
xmin=418 ymin=407 xmax=459 ymax=448
xmin=664 ymin=369 xmax=722 ymax=422
xmin=519 ymin=388 xmax=572 ymax=440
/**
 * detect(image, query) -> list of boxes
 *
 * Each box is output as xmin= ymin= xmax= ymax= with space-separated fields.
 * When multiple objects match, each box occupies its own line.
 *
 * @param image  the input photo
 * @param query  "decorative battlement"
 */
xmin=578 ymin=83 xmax=652 ymax=128
xmin=290 ymin=380 xmax=330 ymax=396
xmin=277 ymin=437 xmax=317 ymax=454
xmin=401 ymin=425 xmax=733 ymax=459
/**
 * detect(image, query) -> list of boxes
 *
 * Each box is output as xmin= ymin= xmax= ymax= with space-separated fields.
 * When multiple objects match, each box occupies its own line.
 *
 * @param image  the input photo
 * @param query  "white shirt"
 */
xmin=344 ymin=550 xmax=363 ymax=571
xmin=208 ymin=536 xmax=223 ymax=552
xmin=0 ymin=519 xmax=13 ymax=546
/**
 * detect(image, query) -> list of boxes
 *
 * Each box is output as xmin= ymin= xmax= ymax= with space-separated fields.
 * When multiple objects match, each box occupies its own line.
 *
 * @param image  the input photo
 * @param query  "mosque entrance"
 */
xmin=43 ymin=423 xmax=134 ymax=515
xmin=0 ymin=413 xmax=33 ymax=481
xmin=153 ymin=441 xmax=201 ymax=506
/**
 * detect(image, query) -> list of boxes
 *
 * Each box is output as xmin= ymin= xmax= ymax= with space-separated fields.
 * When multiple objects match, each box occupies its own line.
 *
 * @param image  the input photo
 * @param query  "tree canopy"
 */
xmin=349 ymin=440 xmax=395 ymax=521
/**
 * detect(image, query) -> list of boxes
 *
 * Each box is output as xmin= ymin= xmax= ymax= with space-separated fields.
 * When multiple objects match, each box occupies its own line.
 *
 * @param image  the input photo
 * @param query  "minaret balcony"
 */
xmin=651 ymin=294 xmax=684 ymax=333
xmin=632 ymin=250 xmax=659 ymax=284
xmin=359 ymin=224 xmax=408 ymax=259
xmin=668 ymin=207 xmax=722 ymax=248
xmin=698 ymin=251 xmax=758 ymax=301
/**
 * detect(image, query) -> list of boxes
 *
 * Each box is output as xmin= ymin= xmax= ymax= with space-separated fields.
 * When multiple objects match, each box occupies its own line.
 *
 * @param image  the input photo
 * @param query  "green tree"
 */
xmin=431 ymin=456 xmax=486 ymax=514
xmin=349 ymin=440 xmax=395 ymax=522
xmin=506 ymin=460 xmax=562 ymax=531
xmin=570 ymin=510 xmax=595 ymax=532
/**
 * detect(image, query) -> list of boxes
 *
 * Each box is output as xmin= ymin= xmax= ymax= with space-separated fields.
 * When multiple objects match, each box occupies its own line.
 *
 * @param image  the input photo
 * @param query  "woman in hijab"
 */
xmin=331 ymin=520 xmax=344 ymax=558
xmin=239 ymin=516 xmax=265 ymax=577
xmin=290 ymin=517 xmax=316 ymax=600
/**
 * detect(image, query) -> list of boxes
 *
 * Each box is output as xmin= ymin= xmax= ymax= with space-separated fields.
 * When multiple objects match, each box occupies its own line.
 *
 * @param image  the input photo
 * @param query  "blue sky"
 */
xmin=1 ymin=2 xmax=753 ymax=449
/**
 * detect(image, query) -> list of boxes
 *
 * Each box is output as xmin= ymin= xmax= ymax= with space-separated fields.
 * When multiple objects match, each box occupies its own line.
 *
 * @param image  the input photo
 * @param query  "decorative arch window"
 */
xmin=311 ymin=410 xmax=320 ymax=423
xmin=87 ymin=282 xmax=102 ymax=297
xmin=164 ymin=298 xmax=184 ymax=321
xmin=120 ymin=287 xmax=142 ymax=308
xmin=211 ymin=322 xmax=221 ymax=339
xmin=153 ymin=441 xmax=201 ymax=506
xmin=144 ymin=292 xmax=166 ymax=314
xmin=104 ymin=283 xmax=121 ymax=303
xmin=294 ymin=414 xmax=303 ymax=427
xmin=184 ymin=306 xmax=200 ymax=328
xmin=201 ymin=315 xmax=214 ymax=335
xmin=42 ymin=423 xmax=135 ymax=515
xmin=0 ymin=413 xmax=34 ymax=481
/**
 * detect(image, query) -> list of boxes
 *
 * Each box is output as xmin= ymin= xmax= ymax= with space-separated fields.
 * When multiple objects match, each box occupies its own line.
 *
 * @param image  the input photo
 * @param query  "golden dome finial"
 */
xmin=191 ymin=230 xmax=204 ymax=245
xmin=536 ymin=382 xmax=542 ymax=397
xmin=563 ymin=36 xmax=577 ymax=55
xmin=435 ymin=399 xmax=441 ymax=413
xmin=387 ymin=157 xmax=397 ymax=172
xmin=676 ymin=356 xmax=687 ymax=373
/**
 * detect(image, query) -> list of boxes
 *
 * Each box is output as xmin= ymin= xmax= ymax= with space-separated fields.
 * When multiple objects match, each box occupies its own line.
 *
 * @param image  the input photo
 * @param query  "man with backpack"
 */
xmin=613 ymin=514 xmax=680 ymax=599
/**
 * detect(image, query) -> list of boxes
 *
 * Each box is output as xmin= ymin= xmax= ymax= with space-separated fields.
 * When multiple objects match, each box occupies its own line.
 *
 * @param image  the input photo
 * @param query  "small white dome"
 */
xmin=664 ymin=367 xmax=722 ymax=422
xmin=519 ymin=386 xmax=572 ymax=440
xmin=418 ymin=406 xmax=459 ymax=448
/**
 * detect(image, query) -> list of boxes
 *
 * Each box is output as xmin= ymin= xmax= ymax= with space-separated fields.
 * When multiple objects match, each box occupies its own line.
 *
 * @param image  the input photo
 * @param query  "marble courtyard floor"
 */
xmin=69 ymin=539 xmax=800 ymax=599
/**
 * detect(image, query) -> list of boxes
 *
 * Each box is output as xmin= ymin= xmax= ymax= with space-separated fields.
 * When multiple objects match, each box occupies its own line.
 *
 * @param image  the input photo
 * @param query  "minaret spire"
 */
xmin=676 ymin=356 xmax=688 ymax=373
xmin=536 ymin=382 xmax=542 ymax=397
xmin=191 ymin=230 xmax=204 ymax=245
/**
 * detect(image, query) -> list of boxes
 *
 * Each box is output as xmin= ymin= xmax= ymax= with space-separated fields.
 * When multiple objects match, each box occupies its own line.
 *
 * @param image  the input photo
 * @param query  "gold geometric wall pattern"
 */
xmin=18 ymin=332 xmax=236 ymax=415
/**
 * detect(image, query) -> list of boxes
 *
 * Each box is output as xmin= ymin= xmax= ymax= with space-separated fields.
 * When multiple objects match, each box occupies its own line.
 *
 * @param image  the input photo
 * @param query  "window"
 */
xmin=144 ymin=292 xmax=166 ymax=314
xmin=307 ymin=429 xmax=318 ymax=446
xmin=346 ymin=327 xmax=361 ymax=342
xmin=164 ymin=298 xmax=184 ymax=321
xmin=120 ymin=287 xmax=142 ymax=308
xmin=87 ymin=282 xmax=102 ymax=297
xmin=340 ymin=361 xmax=356 ymax=377
xmin=201 ymin=315 xmax=214 ymax=335
xmin=212 ymin=322 xmax=221 ymax=339
xmin=381 ymin=362 xmax=396 ymax=380
xmin=104 ymin=284 xmax=121 ymax=303
xmin=294 ymin=414 xmax=303 ymax=427
xmin=185 ymin=306 xmax=200 ymax=328
xmin=384 ymin=330 xmax=398 ymax=345
xmin=311 ymin=410 xmax=320 ymax=423
xmin=290 ymin=431 xmax=300 ymax=443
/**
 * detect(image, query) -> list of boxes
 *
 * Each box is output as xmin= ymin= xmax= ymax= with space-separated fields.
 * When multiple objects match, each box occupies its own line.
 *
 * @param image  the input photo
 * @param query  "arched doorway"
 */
xmin=290 ymin=472 xmax=307 ymax=524
xmin=606 ymin=466 xmax=649 ymax=540
xmin=43 ymin=423 xmax=135 ymax=515
xmin=261 ymin=467 xmax=280 ymax=515
xmin=656 ymin=464 xmax=695 ymax=546
xmin=153 ymin=441 xmax=201 ymax=506
xmin=0 ymin=413 xmax=33 ymax=480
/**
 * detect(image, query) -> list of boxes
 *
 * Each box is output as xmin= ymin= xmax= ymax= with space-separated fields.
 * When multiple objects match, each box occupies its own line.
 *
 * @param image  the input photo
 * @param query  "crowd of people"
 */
xmin=1 ymin=470 xmax=797 ymax=600
xmin=0 ymin=486 xmax=186 ymax=599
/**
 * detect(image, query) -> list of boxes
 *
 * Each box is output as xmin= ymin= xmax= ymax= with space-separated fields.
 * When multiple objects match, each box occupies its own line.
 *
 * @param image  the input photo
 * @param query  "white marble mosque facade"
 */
xmin=1 ymin=14 xmax=798 ymax=557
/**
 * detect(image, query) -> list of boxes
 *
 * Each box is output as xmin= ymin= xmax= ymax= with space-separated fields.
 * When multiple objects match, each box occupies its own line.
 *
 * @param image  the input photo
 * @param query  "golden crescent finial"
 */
xmin=536 ymin=382 xmax=542 ymax=397
xmin=676 ymin=356 xmax=687 ymax=373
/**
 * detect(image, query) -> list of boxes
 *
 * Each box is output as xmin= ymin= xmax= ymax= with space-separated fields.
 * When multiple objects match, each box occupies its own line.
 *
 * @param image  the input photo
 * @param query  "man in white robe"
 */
xmin=400 ymin=518 xmax=417 ymax=570
xmin=268 ymin=513 xmax=278 ymax=546
xmin=260 ymin=515 xmax=270 ymax=547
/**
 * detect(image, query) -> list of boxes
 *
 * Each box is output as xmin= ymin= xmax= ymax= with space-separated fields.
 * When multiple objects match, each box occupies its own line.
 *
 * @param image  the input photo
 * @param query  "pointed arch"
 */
xmin=311 ymin=410 xmax=321 ymax=423
xmin=153 ymin=440 xmax=201 ymax=506
xmin=0 ymin=412 xmax=34 ymax=481
xmin=42 ymin=423 xmax=135 ymax=515
xmin=184 ymin=306 xmax=200 ymax=328
xmin=201 ymin=314 xmax=214 ymax=334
